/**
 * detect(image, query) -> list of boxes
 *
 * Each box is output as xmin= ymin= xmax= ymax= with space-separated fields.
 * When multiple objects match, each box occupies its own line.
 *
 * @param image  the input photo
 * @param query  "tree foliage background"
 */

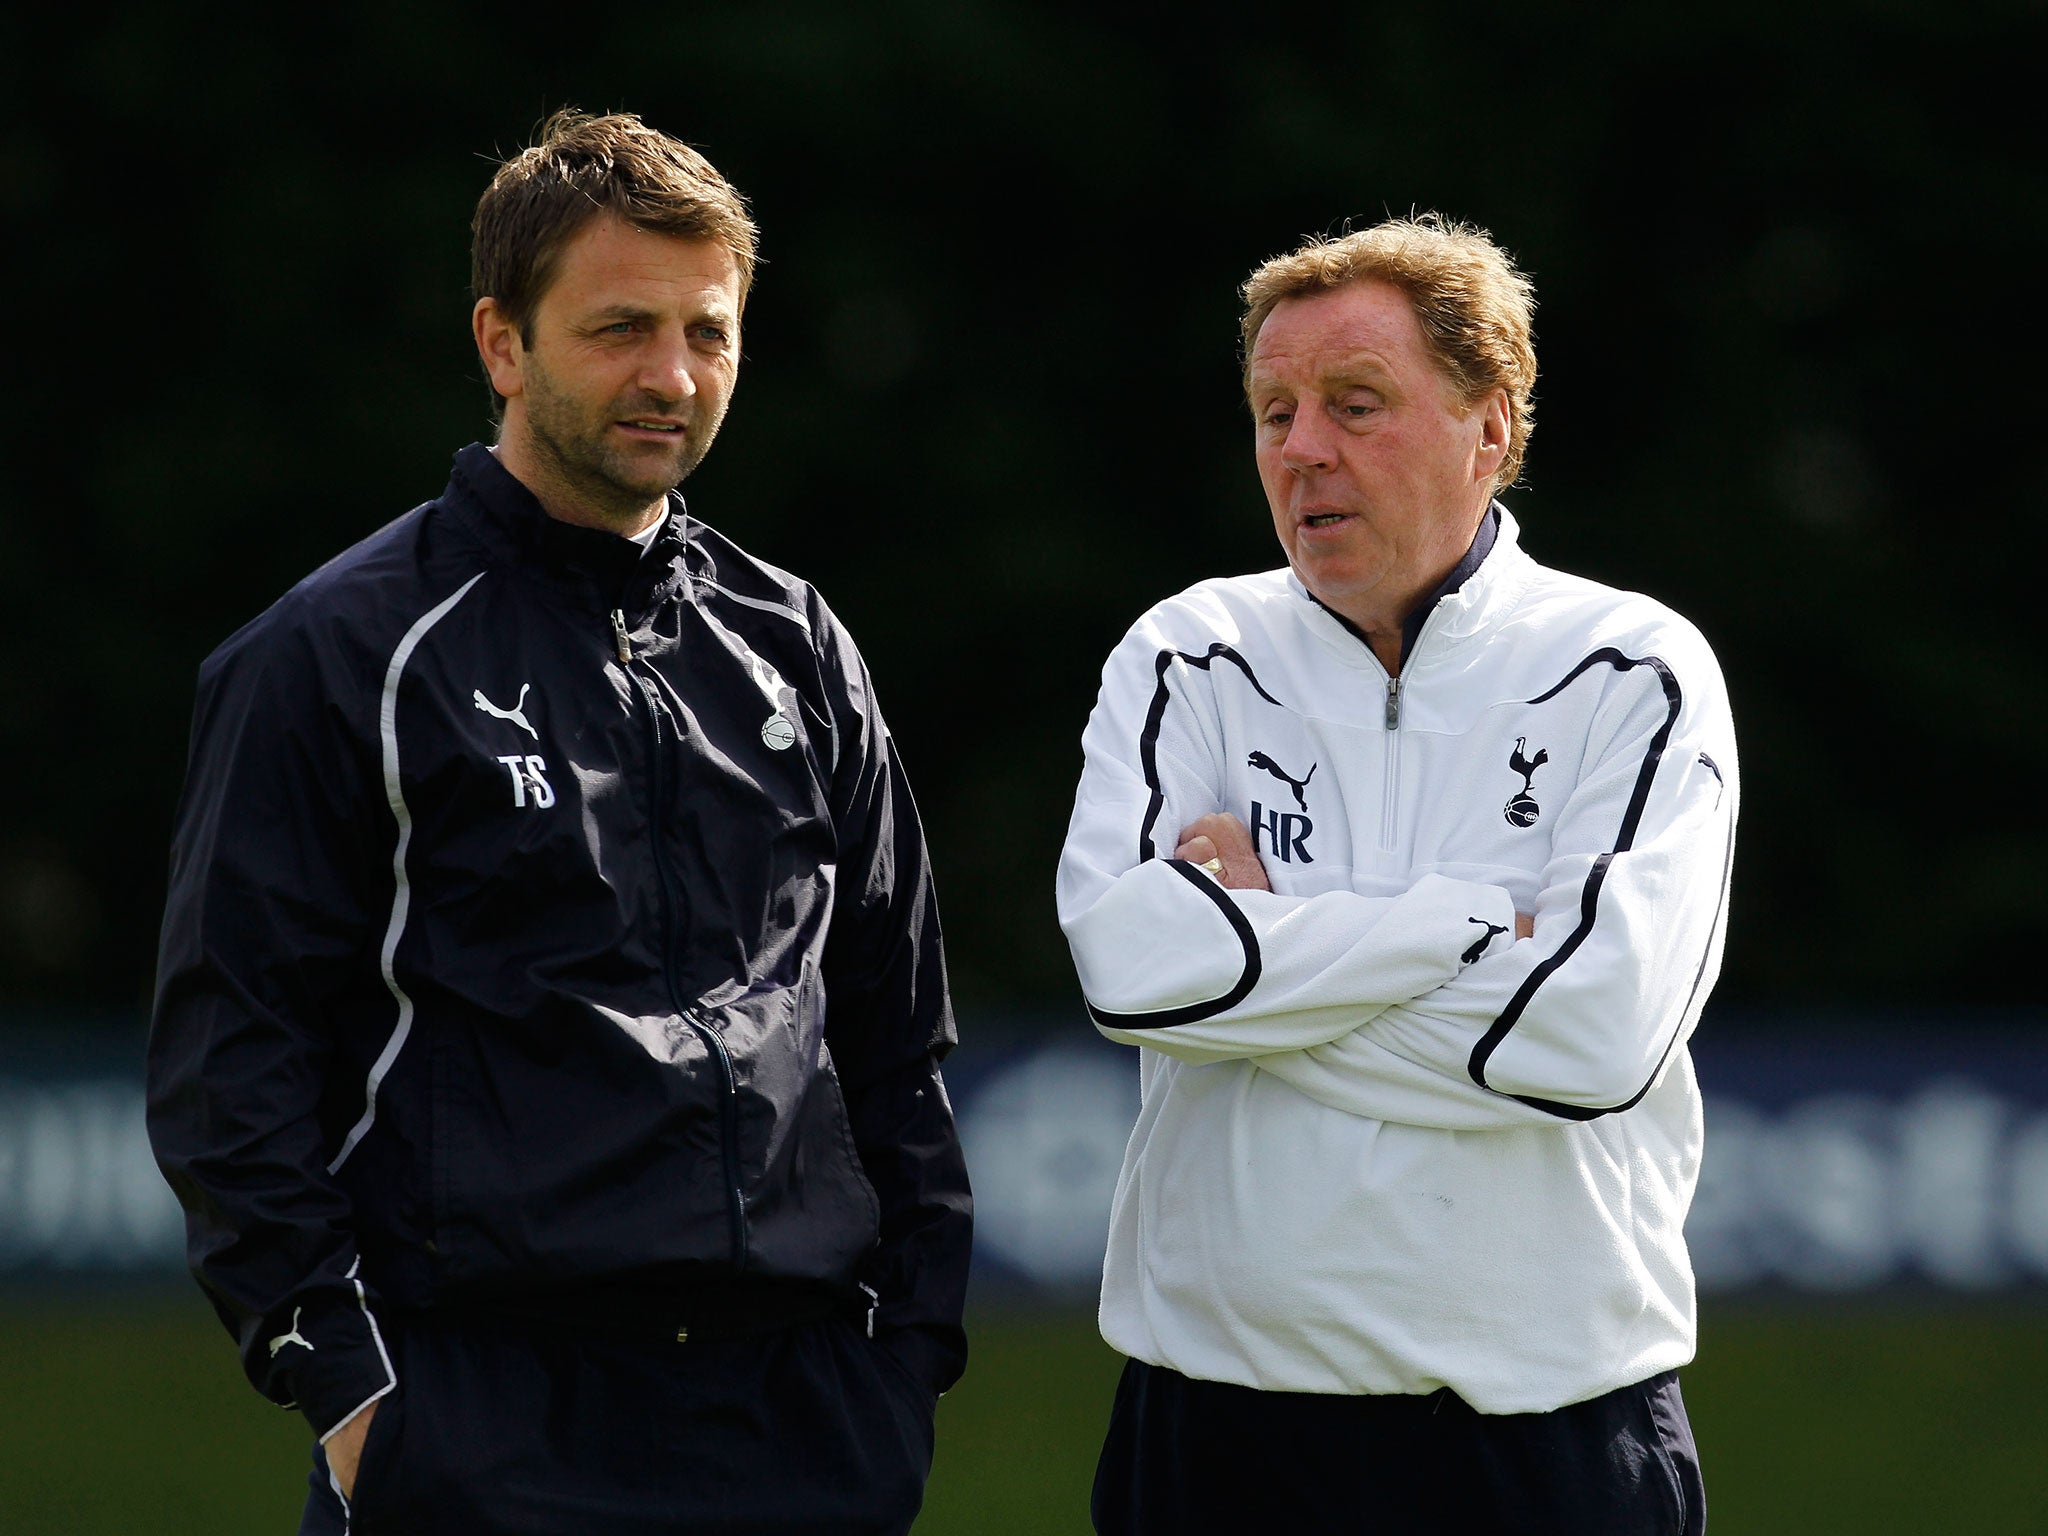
xmin=2 ymin=1 xmax=2041 ymax=1029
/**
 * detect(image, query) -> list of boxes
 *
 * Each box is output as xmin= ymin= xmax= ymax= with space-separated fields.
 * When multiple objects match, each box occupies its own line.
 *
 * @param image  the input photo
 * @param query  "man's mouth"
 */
xmin=620 ymin=419 xmax=685 ymax=434
xmin=1303 ymin=512 xmax=1349 ymax=528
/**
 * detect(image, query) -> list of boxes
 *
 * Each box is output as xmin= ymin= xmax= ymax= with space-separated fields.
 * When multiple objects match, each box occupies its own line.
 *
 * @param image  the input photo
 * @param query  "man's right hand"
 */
xmin=324 ymin=1399 xmax=378 ymax=1501
xmin=1175 ymin=813 xmax=1272 ymax=892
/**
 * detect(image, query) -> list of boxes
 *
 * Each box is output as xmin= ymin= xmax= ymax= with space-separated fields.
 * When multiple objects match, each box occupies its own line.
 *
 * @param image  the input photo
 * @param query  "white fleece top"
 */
xmin=1056 ymin=508 xmax=1738 ymax=1413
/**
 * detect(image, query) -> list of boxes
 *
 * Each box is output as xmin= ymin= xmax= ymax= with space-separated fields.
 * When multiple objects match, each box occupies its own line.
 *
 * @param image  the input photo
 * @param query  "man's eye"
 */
xmin=1341 ymin=402 xmax=1374 ymax=417
xmin=603 ymin=322 xmax=636 ymax=334
xmin=1263 ymin=410 xmax=1293 ymax=428
xmin=696 ymin=327 xmax=729 ymax=344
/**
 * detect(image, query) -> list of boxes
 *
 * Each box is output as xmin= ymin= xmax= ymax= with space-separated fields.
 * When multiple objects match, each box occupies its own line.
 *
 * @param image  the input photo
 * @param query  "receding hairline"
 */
xmin=1244 ymin=280 xmax=1475 ymax=408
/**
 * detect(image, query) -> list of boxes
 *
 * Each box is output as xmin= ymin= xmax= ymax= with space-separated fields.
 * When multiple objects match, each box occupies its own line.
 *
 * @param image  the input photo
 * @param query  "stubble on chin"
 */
xmin=529 ymin=415 xmax=696 ymax=528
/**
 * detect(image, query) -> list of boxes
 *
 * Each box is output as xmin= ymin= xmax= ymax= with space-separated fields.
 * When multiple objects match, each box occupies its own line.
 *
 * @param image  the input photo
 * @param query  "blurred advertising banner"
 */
xmin=945 ymin=1021 xmax=2048 ymax=1302
xmin=5 ymin=1019 xmax=2047 ymax=1296
xmin=0 ymin=1029 xmax=181 ymax=1276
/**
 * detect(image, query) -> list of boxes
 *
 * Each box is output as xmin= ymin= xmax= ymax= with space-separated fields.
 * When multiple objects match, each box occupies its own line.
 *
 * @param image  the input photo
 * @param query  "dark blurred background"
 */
xmin=3 ymin=3 xmax=2045 ymax=1532
xmin=5 ymin=0 xmax=2042 ymax=1022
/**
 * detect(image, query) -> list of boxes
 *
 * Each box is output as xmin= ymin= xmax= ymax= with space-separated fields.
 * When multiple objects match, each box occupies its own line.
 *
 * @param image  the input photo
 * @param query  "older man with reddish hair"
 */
xmin=1060 ymin=215 xmax=1735 ymax=1534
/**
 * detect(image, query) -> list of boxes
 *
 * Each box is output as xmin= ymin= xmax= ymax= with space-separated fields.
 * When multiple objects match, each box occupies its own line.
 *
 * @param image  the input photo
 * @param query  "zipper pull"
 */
xmin=859 ymin=1281 xmax=880 ymax=1339
xmin=1385 ymin=675 xmax=1402 ymax=729
xmin=610 ymin=608 xmax=633 ymax=664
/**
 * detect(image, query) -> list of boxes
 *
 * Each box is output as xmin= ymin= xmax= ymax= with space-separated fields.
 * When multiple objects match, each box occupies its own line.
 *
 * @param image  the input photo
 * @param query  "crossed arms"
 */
xmin=1055 ymin=621 xmax=1738 ymax=1133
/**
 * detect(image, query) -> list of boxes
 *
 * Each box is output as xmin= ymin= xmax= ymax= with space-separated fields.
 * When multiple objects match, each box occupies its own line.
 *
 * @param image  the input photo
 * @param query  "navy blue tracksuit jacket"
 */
xmin=146 ymin=445 xmax=972 ymax=1441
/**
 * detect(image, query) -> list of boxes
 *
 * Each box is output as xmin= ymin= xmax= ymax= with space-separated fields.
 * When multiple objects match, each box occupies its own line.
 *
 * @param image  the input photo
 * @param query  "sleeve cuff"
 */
xmin=315 ymin=1381 xmax=395 ymax=1444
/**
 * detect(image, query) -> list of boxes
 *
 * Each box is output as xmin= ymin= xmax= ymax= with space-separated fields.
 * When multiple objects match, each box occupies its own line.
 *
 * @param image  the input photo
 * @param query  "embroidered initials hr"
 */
xmin=497 ymin=755 xmax=555 ymax=809
xmin=1250 ymin=802 xmax=1314 ymax=863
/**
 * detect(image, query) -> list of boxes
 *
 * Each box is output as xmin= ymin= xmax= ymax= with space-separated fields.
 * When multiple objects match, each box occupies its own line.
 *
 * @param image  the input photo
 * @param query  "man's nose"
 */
xmin=639 ymin=331 xmax=700 ymax=402
xmin=1279 ymin=408 xmax=1335 ymax=472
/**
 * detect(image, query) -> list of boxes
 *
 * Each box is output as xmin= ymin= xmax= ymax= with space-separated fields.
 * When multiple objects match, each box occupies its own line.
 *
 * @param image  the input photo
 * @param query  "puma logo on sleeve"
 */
xmin=267 ymin=1307 xmax=315 ymax=1358
xmin=1462 ymin=917 xmax=1510 ymax=964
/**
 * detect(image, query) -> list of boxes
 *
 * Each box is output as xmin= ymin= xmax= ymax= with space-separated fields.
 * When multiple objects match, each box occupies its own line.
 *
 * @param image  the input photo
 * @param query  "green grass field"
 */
xmin=5 ymin=1296 xmax=2045 ymax=1532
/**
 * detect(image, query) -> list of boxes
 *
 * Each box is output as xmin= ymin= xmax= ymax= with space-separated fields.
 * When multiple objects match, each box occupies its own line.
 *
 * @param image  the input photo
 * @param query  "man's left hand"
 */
xmin=1175 ymin=813 xmax=1272 ymax=892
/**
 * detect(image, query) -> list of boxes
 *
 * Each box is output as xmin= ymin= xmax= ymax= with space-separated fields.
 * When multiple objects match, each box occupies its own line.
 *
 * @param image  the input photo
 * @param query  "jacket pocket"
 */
xmin=723 ymin=966 xmax=883 ymax=1276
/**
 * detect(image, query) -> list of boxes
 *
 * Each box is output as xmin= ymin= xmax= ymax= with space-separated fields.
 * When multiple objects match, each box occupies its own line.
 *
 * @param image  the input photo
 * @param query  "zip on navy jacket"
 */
xmin=148 ymin=445 xmax=971 ymax=1439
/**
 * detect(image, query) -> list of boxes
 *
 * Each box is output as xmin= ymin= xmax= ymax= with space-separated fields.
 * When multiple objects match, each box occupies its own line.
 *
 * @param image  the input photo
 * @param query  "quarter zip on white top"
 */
xmin=1377 ymin=604 xmax=1448 ymax=852
xmin=1380 ymin=672 xmax=1402 ymax=851
xmin=1384 ymin=675 xmax=1400 ymax=856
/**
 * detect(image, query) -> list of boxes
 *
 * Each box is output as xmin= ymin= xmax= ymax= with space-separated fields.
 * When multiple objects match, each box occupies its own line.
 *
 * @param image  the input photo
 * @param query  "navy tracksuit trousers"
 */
xmin=300 ymin=1310 xmax=937 ymax=1535
xmin=1093 ymin=1358 xmax=1705 ymax=1535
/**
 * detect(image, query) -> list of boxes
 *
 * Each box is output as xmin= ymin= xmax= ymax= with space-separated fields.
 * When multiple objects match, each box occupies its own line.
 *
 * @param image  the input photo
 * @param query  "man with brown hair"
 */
xmin=1059 ymin=215 xmax=1736 ymax=1532
xmin=148 ymin=110 xmax=970 ymax=1535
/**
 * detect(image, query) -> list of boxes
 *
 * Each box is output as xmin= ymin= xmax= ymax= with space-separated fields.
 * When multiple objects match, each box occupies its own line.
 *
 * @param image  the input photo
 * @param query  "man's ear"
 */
xmin=474 ymin=298 xmax=525 ymax=402
xmin=1472 ymin=389 xmax=1510 ymax=484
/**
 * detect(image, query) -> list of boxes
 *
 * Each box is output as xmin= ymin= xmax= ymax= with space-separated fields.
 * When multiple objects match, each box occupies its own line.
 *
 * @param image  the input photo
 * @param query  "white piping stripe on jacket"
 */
xmin=329 ymin=572 xmax=487 ymax=1174
xmin=697 ymin=578 xmax=841 ymax=776
xmin=324 ymin=1457 xmax=350 ymax=1531
xmin=699 ymin=577 xmax=814 ymax=637
xmin=348 ymin=1252 xmax=397 ymax=1396
xmin=319 ymin=1258 xmax=399 ymax=1526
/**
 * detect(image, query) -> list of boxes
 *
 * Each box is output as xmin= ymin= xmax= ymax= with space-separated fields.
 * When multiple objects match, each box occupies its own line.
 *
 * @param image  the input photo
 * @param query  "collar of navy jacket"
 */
xmin=440 ymin=442 xmax=696 ymax=623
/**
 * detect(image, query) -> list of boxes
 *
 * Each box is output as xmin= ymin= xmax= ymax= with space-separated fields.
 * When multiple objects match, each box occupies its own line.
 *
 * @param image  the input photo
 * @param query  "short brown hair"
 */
xmin=1240 ymin=214 xmax=1538 ymax=490
xmin=472 ymin=108 xmax=759 ymax=346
